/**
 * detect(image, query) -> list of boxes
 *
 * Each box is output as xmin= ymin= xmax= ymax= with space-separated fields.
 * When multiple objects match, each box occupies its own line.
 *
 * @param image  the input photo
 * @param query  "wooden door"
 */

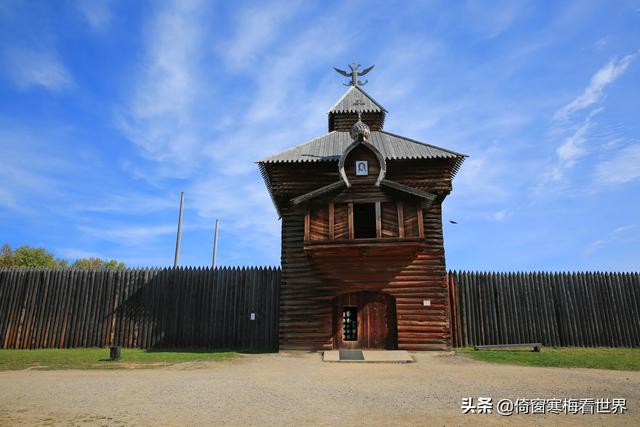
xmin=333 ymin=292 xmax=397 ymax=349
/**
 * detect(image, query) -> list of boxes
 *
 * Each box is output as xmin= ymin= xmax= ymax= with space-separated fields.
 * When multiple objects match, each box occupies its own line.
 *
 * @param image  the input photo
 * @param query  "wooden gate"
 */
xmin=332 ymin=291 xmax=397 ymax=349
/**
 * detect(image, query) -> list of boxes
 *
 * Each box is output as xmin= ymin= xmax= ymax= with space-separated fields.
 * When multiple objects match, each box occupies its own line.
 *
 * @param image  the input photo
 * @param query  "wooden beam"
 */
xmin=348 ymin=203 xmax=354 ymax=240
xmin=417 ymin=207 xmax=424 ymax=238
xmin=397 ymin=201 xmax=404 ymax=238
xmin=304 ymin=210 xmax=310 ymax=242
xmin=375 ymin=202 xmax=382 ymax=238
xmin=328 ymin=203 xmax=335 ymax=240
xmin=380 ymin=179 xmax=436 ymax=202
xmin=291 ymin=181 xmax=345 ymax=205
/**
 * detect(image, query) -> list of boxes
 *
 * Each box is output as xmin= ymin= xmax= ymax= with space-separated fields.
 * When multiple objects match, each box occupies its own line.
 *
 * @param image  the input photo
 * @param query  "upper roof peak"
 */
xmin=328 ymin=85 xmax=387 ymax=114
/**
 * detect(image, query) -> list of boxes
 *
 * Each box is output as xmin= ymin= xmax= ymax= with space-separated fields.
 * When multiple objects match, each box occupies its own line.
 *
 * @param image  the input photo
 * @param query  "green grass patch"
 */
xmin=457 ymin=347 xmax=640 ymax=371
xmin=0 ymin=348 xmax=236 ymax=371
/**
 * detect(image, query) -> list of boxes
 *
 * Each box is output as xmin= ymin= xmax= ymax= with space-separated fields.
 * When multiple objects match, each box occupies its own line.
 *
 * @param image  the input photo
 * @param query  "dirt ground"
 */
xmin=0 ymin=351 xmax=638 ymax=426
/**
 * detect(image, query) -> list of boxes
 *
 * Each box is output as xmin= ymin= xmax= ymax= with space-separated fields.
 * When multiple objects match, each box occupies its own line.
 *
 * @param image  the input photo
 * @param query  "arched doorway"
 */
xmin=332 ymin=292 xmax=397 ymax=349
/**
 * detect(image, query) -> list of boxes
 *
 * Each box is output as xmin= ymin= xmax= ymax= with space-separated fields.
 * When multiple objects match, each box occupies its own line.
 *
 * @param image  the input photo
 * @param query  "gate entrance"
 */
xmin=332 ymin=292 xmax=397 ymax=349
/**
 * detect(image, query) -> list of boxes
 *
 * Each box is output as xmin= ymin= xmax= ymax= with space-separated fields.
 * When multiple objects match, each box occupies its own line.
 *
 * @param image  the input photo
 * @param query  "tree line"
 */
xmin=0 ymin=244 xmax=125 ymax=269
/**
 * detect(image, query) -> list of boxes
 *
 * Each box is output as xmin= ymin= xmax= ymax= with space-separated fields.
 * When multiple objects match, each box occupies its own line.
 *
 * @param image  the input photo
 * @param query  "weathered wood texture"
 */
xmin=448 ymin=271 xmax=640 ymax=348
xmin=280 ymin=199 xmax=451 ymax=351
xmin=0 ymin=267 xmax=280 ymax=350
xmin=263 ymin=158 xmax=456 ymax=209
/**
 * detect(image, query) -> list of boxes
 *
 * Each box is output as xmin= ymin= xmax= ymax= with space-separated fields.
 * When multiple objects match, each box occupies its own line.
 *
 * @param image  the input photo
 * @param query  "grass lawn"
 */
xmin=457 ymin=347 xmax=640 ymax=371
xmin=0 ymin=348 xmax=236 ymax=371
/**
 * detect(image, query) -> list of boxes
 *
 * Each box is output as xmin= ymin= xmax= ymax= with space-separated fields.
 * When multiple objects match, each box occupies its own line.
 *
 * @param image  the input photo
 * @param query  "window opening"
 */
xmin=353 ymin=203 xmax=376 ymax=238
xmin=342 ymin=307 xmax=358 ymax=341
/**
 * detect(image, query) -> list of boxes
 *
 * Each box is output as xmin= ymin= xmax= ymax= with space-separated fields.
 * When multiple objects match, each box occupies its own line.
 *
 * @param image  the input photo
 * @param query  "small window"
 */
xmin=342 ymin=307 xmax=358 ymax=341
xmin=353 ymin=203 xmax=376 ymax=238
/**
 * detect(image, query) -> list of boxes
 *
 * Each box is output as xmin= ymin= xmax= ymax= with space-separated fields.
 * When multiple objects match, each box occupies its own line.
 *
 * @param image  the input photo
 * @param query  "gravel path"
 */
xmin=0 ymin=351 xmax=638 ymax=426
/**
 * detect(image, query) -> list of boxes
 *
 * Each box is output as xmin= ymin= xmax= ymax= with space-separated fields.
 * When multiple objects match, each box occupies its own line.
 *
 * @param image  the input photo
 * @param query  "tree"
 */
xmin=0 ymin=244 xmax=14 ymax=267
xmin=71 ymin=258 xmax=126 ymax=270
xmin=0 ymin=244 xmax=125 ymax=269
xmin=9 ymin=245 xmax=66 ymax=268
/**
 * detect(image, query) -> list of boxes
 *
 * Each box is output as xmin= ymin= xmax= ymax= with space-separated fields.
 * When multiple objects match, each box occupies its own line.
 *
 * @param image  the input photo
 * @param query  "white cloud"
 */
xmin=550 ymin=118 xmax=592 ymax=179
xmin=74 ymin=192 xmax=176 ymax=215
xmin=78 ymin=224 xmax=177 ymax=246
xmin=554 ymin=53 xmax=636 ymax=121
xmin=219 ymin=0 xmax=303 ymax=70
xmin=463 ymin=0 xmax=528 ymax=39
xmin=4 ymin=47 xmax=73 ymax=91
xmin=595 ymin=144 xmax=640 ymax=184
xmin=118 ymin=0 xmax=209 ymax=171
xmin=0 ymin=126 xmax=72 ymax=213
xmin=545 ymin=53 xmax=636 ymax=183
xmin=57 ymin=247 xmax=106 ymax=260
xmin=76 ymin=0 xmax=112 ymax=32
xmin=587 ymin=224 xmax=638 ymax=253
xmin=492 ymin=210 xmax=509 ymax=221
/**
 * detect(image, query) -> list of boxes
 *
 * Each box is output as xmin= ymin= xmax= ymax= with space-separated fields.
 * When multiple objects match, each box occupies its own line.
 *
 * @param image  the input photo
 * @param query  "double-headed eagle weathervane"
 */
xmin=334 ymin=61 xmax=375 ymax=86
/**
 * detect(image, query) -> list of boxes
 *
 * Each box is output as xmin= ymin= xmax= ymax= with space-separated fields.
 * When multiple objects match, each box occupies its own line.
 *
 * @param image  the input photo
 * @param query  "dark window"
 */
xmin=342 ymin=307 xmax=358 ymax=341
xmin=353 ymin=203 xmax=376 ymax=238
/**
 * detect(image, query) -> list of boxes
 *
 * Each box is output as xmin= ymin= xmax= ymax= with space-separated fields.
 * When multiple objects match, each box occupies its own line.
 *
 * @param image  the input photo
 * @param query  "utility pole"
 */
xmin=173 ymin=192 xmax=184 ymax=268
xmin=212 ymin=219 xmax=219 ymax=268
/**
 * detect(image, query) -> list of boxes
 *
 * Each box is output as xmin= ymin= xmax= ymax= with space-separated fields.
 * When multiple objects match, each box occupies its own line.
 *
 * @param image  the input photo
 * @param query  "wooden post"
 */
xmin=212 ymin=219 xmax=219 ymax=268
xmin=417 ymin=207 xmax=424 ymax=238
xmin=328 ymin=203 xmax=335 ymax=240
xmin=397 ymin=201 xmax=404 ymax=238
xmin=375 ymin=202 xmax=382 ymax=238
xmin=304 ymin=211 xmax=310 ymax=241
xmin=348 ymin=203 xmax=354 ymax=239
xmin=173 ymin=192 xmax=184 ymax=268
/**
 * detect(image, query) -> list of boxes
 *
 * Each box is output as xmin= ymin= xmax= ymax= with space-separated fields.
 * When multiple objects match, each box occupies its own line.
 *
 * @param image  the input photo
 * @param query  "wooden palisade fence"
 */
xmin=2 ymin=268 xmax=639 ymax=350
xmin=0 ymin=267 xmax=280 ymax=350
xmin=448 ymin=271 xmax=640 ymax=348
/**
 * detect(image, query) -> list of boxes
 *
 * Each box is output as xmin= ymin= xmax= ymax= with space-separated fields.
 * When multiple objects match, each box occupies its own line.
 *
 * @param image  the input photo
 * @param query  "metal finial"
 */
xmin=333 ymin=62 xmax=375 ymax=86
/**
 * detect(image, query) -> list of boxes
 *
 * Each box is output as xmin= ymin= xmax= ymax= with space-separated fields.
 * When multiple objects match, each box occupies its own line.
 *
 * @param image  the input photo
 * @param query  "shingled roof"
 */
xmin=259 ymin=130 xmax=464 ymax=164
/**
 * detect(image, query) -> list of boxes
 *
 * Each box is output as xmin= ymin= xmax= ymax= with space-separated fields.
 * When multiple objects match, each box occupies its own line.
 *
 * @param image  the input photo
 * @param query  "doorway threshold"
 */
xmin=323 ymin=350 xmax=413 ymax=363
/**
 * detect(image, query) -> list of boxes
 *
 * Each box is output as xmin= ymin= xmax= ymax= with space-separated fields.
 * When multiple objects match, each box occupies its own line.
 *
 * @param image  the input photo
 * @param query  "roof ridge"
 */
xmin=379 ymin=130 xmax=467 ymax=157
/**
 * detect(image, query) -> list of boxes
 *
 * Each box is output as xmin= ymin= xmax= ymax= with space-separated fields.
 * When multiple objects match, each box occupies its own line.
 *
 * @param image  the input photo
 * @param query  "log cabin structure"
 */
xmin=258 ymin=64 xmax=466 ymax=351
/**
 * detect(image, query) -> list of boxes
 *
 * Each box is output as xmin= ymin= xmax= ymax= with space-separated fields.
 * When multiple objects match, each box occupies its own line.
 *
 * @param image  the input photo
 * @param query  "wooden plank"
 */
xmin=623 ymin=273 xmax=640 ymax=346
xmin=0 ymin=269 xmax=16 ymax=347
xmin=328 ymin=203 xmax=334 ymax=240
xmin=417 ymin=207 xmax=424 ymax=239
xmin=348 ymin=203 xmax=354 ymax=240
xmin=375 ymin=202 xmax=382 ymax=238
xmin=397 ymin=202 xmax=404 ymax=238
xmin=304 ymin=211 xmax=310 ymax=242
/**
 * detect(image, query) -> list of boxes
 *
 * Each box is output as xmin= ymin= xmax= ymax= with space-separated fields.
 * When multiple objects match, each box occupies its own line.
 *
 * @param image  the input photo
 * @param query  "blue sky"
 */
xmin=1 ymin=0 xmax=639 ymax=271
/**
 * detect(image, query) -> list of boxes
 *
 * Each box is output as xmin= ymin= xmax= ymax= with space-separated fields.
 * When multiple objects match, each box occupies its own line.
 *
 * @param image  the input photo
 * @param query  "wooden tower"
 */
xmin=258 ymin=64 xmax=466 ymax=351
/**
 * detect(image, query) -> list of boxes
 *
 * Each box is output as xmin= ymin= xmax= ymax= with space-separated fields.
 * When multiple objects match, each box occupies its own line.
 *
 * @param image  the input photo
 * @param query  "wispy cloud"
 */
xmin=219 ymin=0 xmax=303 ymax=70
xmin=3 ymin=47 xmax=73 ymax=91
xmin=545 ymin=53 xmax=637 ymax=182
xmin=462 ymin=0 xmax=528 ymax=39
xmin=76 ymin=0 xmax=112 ymax=32
xmin=595 ymin=144 xmax=640 ymax=185
xmin=0 ymin=126 xmax=70 ymax=213
xmin=57 ymin=247 xmax=107 ymax=260
xmin=554 ymin=53 xmax=636 ymax=121
xmin=587 ymin=224 xmax=638 ymax=254
xmin=118 ymin=0 xmax=209 ymax=171
xmin=78 ymin=224 xmax=176 ymax=246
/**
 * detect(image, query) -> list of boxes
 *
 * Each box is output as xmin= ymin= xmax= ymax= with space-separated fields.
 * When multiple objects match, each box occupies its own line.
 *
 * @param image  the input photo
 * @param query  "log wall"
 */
xmin=280 ymin=200 xmax=451 ymax=351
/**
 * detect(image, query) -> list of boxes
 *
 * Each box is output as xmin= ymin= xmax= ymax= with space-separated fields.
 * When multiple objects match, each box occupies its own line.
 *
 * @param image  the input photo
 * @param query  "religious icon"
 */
xmin=356 ymin=160 xmax=368 ymax=176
